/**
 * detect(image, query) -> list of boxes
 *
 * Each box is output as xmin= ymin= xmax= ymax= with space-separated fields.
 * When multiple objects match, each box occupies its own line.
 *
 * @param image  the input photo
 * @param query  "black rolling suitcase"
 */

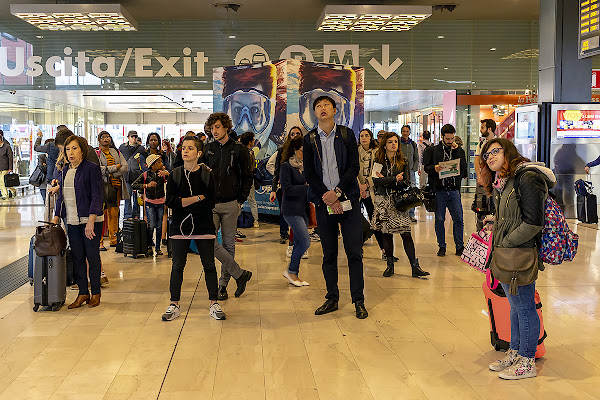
xmin=123 ymin=219 xmax=149 ymax=258
xmin=33 ymin=251 xmax=67 ymax=312
xmin=577 ymin=194 xmax=598 ymax=224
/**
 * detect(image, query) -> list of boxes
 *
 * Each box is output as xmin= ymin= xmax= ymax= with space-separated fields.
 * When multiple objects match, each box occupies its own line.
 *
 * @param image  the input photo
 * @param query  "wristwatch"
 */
xmin=197 ymin=195 xmax=202 ymax=201
xmin=334 ymin=188 xmax=342 ymax=198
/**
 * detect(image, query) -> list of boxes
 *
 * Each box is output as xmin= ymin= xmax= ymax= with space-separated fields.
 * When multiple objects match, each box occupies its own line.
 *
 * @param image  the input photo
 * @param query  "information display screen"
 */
xmin=580 ymin=0 xmax=600 ymax=58
xmin=516 ymin=111 xmax=536 ymax=139
xmin=557 ymin=109 xmax=600 ymax=138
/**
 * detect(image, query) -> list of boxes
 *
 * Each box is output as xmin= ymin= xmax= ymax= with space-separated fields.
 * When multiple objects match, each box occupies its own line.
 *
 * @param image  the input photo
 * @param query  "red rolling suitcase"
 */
xmin=482 ymin=281 xmax=547 ymax=359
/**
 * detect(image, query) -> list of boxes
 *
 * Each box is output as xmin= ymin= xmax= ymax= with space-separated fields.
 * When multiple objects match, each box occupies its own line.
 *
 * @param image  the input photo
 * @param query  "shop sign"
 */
xmin=0 ymin=44 xmax=403 ymax=81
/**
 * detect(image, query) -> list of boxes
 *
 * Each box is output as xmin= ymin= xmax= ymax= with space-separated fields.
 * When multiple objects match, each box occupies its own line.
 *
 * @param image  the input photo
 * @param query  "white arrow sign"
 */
xmin=369 ymin=45 xmax=403 ymax=80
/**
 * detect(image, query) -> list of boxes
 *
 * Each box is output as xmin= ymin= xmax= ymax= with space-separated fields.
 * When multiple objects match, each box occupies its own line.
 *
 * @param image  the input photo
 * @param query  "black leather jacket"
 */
xmin=372 ymin=158 xmax=411 ymax=196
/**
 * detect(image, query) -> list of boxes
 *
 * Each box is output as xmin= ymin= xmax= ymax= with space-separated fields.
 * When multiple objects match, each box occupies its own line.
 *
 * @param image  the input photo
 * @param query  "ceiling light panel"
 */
xmin=317 ymin=5 xmax=431 ymax=32
xmin=10 ymin=4 xmax=137 ymax=31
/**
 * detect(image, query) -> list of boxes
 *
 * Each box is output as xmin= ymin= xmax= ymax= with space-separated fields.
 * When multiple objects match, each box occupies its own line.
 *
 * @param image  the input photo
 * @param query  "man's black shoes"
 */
xmin=315 ymin=299 xmax=338 ymax=315
xmin=437 ymin=247 xmax=446 ymax=257
xmin=355 ymin=301 xmax=368 ymax=319
xmin=234 ymin=270 xmax=252 ymax=297
xmin=217 ymin=285 xmax=228 ymax=301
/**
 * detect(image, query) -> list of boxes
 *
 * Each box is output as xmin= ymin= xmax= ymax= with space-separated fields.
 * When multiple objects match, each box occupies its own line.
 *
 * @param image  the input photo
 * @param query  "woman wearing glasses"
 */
xmin=481 ymin=138 xmax=555 ymax=380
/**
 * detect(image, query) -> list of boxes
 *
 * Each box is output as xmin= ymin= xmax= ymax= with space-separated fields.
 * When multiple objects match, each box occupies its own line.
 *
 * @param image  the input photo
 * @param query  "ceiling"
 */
xmin=0 ymin=0 xmax=540 ymax=21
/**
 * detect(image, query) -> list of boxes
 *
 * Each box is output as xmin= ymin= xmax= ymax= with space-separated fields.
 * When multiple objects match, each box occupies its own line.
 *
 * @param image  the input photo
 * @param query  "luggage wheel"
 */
xmin=33 ymin=304 xmax=39 ymax=312
xmin=51 ymin=303 xmax=60 ymax=312
xmin=29 ymin=279 xmax=34 ymax=286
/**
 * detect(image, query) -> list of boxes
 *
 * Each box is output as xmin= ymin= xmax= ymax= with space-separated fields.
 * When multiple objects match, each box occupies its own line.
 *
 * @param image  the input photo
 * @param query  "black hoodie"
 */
xmin=203 ymin=137 xmax=253 ymax=204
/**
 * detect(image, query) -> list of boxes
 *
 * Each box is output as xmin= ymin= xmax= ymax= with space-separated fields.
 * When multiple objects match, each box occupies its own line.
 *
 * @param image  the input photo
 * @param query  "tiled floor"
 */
xmin=1 ymin=194 xmax=600 ymax=399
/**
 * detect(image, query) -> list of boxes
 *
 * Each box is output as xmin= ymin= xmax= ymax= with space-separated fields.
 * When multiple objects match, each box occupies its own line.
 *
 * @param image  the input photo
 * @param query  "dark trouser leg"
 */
xmin=400 ymin=232 xmax=416 ymax=264
xmin=276 ymin=190 xmax=289 ymax=237
xmin=382 ymin=233 xmax=394 ymax=258
xmin=447 ymin=190 xmax=464 ymax=248
xmin=85 ymin=222 xmax=103 ymax=295
xmin=169 ymin=239 xmax=190 ymax=302
xmin=195 ymin=239 xmax=218 ymax=301
xmin=434 ymin=191 xmax=448 ymax=248
xmin=362 ymin=197 xmax=384 ymax=250
xmin=315 ymin=203 xmax=340 ymax=302
xmin=340 ymin=200 xmax=365 ymax=303
xmin=67 ymin=224 xmax=90 ymax=296
xmin=155 ymin=204 xmax=164 ymax=250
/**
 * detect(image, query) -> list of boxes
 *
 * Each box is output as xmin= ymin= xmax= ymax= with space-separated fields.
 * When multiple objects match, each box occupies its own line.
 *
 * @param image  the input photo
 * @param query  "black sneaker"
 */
xmin=437 ymin=247 xmax=446 ymax=257
xmin=234 ymin=270 xmax=252 ymax=297
xmin=279 ymin=235 xmax=288 ymax=244
xmin=236 ymin=230 xmax=246 ymax=239
xmin=155 ymin=249 xmax=163 ymax=256
xmin=217 ymin=285 xmax=228 ymax=301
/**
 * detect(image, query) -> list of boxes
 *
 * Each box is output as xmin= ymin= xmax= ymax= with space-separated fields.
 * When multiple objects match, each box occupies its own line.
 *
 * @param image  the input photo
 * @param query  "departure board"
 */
xmin=580 ymin=0 xmax=600 ymax=58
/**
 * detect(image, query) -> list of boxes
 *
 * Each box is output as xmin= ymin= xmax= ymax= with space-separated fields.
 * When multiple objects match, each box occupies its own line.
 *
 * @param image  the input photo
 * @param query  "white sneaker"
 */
xmin=286 ymin=245 xmax=293 ymax=258
xmin=253 ymin=221 xmax=260 ymax=228
xmin=162 ymin=304 xmax=181 ymax=321
xmin=302 ymin=250 xmax=309 ymax=259
xmin=498 ymin=356 xmax=537 ymax=380
xmin=489 ymin=349 xmax=518 ymax=371
xmin=209 ymin=303 xmax=226 ymax=320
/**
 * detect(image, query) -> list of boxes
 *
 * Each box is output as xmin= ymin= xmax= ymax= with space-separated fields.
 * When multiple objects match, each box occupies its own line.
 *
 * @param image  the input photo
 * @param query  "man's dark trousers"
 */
xmin=315 ymin=199 xmax=364 ymax=304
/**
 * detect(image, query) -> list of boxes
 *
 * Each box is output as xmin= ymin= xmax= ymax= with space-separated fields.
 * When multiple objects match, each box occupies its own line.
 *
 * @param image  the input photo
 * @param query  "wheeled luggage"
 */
xmin=577 ymin=194 xmax=598 ymax=224
xmin=33 ymin=251 xmax=67 ymax=312
xmin=123 ymin=218 xmax=148 ymax=258
xmin=482 ymin=281 xmax=546 ymax=359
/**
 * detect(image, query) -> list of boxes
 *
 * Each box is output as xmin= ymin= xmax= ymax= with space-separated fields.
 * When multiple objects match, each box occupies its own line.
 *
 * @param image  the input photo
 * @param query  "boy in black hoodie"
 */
xmin=161 ymin=136 xmax=226 ymax=321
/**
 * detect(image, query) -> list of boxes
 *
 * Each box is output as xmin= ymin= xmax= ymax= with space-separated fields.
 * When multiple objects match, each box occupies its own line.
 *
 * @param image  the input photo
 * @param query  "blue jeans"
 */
xmin=124 ymin=182 xmax=140 ymax=219
xmin=146 ymin=203 xmax=164 ymax=250
xmin=283 ymin=214 xmax=310 ymax=275
xmin=500 ymin=281 xmax=540 ymax=359
xmin=434 ymin=190 xmax=464 ymax=249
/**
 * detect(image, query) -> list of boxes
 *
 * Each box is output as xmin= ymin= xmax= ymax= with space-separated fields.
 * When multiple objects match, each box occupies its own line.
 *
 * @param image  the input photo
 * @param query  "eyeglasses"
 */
xmin=129 ymin=135 xmax=138 ymax=139
xmin=483 ymin=147 xmax=503 ymax=161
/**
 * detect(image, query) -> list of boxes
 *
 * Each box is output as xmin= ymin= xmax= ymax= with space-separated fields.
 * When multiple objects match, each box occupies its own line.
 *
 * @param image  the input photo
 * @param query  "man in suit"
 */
xmin=303 ymin=96 xmax=367 ymax=319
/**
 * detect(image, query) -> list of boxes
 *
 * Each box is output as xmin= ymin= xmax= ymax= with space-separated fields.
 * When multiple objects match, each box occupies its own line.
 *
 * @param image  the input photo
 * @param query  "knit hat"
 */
xmin=146 ymin=154 xmax=161 ymax=168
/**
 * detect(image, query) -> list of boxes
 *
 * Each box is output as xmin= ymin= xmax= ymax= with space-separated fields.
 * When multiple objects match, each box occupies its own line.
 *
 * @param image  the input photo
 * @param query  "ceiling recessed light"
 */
xmin=36 ymin=35 xmax=43 ymax=38
xmin=437 ymin=35 xmax=444 ymax=38
xmin=228 ymin=35 xmax=236 ymax=39
xmin=10 ymin=3 xmax=137 ymax=31
xmin=443 ymin=67 xmax=448 ymax=70
xmin=317 ymin=5 xmax=431 ymax=32
xmin=490 ymin=48 xmax=497 ymax=51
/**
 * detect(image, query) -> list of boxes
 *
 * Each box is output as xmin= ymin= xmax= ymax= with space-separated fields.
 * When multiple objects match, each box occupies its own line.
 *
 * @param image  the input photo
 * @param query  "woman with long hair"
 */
xmin=481 ymin=138 xmax=555 ymax=380
xmin=371 ymin=132 xmax=429 ymax=278
xmin=162 ymin=139 xmax=176 ymax=172
xmin=357 ymin=128 xmax=385 ymax=257
xmin=270 ymin=126 xmax=304 ymax=245
xmin=279 ymin=136 xmax=310 ymax=286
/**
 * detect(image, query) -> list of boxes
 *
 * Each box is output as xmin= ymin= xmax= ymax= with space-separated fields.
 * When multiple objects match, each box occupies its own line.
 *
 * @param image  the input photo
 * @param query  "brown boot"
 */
xmin=68 ymin=294 xmax=90 ymax=309
xmin=88 ymin=294 xmax=101 ymax=308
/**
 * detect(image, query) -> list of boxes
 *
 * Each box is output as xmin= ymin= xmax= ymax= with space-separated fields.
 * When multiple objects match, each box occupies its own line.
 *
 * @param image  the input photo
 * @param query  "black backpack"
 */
xmin=253 ymin=157 xmax=274 ymax=188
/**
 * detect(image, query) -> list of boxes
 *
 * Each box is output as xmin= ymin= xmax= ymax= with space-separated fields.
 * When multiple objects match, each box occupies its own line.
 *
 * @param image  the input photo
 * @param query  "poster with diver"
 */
xmin=213 ymin=60 xmax=364 ymax=215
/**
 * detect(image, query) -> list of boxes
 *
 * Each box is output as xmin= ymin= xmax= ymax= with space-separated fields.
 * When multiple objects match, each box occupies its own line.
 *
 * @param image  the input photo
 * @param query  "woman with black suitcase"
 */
xmin=51 ymin=135 xmax=104 ymax=308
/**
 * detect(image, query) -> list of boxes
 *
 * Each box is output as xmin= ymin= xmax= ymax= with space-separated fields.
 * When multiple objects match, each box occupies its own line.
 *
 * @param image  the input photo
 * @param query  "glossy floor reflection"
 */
xmin=1 ymin=194 xmax=600 ymax=399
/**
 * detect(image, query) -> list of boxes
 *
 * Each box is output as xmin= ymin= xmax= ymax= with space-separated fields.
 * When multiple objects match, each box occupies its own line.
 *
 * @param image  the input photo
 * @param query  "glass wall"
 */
xmin=0 ymin=92 xmax=104 ymax=176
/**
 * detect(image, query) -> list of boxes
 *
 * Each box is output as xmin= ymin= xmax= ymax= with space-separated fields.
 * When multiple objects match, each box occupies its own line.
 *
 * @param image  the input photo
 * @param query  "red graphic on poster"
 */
xmin=557 ymin=110 xmax=600 ymax=138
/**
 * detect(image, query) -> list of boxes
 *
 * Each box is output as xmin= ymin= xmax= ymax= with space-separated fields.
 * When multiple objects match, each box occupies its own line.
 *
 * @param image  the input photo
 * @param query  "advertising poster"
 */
xmin=214 ymin=60 xmax=364 ymax=215
xmin=557 ymin=110 xmax=600 ymax=138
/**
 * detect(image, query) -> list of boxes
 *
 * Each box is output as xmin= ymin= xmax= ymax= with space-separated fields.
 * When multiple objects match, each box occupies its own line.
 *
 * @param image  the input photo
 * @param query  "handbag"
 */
xmin=421 ymin=185 xmax=436 ymax=212
xmin=308 ymin=202 xmax=317 ymax=229
xmin=490 ymin=247 xmax=539 ymax=295
xmin=461 ymin=225 xmax=493 ymax=272
xmin=34 ymin=222 xmax=67 ymax=256
xmin=393 ymin=185 xmax=423 ymax=212
xmin=103 ymin=182 xmax=118 ymax=206
xmin=4 ymin=172 xmax=20 ymax=187
xmin=29 ymin=165 xmax=46 ymax=187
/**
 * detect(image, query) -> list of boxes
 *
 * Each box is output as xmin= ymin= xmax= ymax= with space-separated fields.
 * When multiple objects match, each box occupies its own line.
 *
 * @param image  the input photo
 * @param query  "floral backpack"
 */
xmin=515 ymin=172 xmax=578 ymax=265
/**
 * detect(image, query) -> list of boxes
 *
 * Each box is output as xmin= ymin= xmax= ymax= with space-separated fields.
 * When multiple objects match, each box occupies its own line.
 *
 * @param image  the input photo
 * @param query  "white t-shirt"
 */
xmin=474 ymin=137 xmax=489 ymax=158
xmin=64 ymin=168 xmax=104 ymax=226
